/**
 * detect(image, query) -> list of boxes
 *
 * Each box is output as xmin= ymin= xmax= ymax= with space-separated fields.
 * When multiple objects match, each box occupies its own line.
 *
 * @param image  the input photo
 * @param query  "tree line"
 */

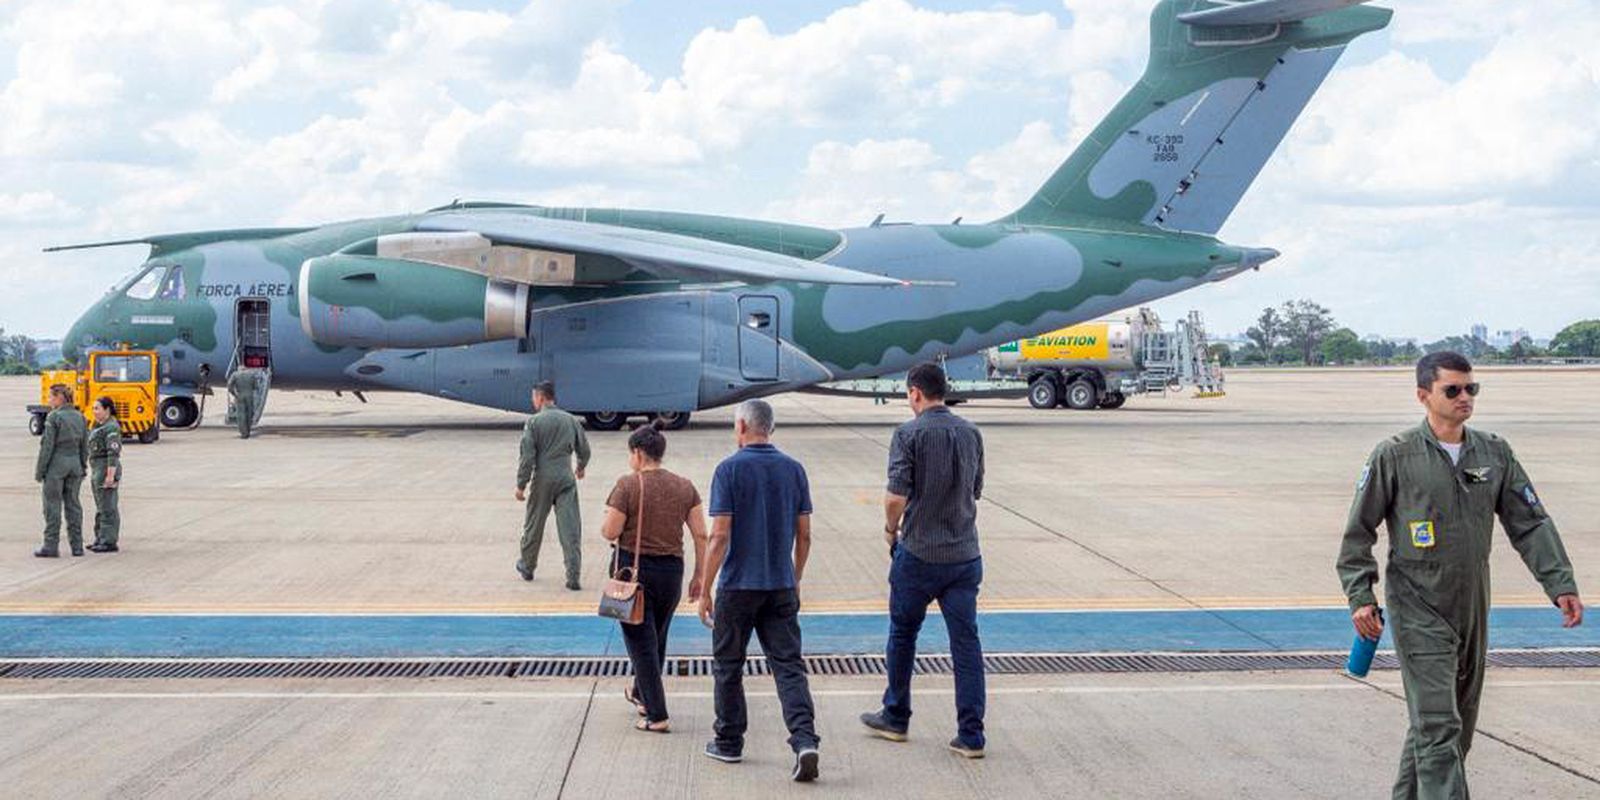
xmin=1211 ymin=302 xmax=1600 ymax=367
xmin=0 ymin=326 xmax=43 ymax=376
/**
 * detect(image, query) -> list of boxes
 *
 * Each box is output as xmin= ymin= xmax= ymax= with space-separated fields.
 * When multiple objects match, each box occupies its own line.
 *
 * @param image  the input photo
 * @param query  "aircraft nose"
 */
xmin=62 ymin=312 xmax=92 ymax=365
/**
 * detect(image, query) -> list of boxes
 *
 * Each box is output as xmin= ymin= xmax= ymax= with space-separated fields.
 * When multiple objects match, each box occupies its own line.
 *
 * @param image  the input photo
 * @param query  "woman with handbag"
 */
xmin=599 ymin=420 xmax=709 ymax=733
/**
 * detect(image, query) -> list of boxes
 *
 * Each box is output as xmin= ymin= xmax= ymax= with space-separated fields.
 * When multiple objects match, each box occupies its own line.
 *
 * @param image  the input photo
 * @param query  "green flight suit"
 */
xmin=227 ymin=368 xmax=265 ymax=439
xmin=88 ymin=418 xmax=123 ymax=547
xmin=516 ymin=406 xmax=591 ymax=585
xmin=36 ymin=406 xmax=89 ymax=554
xmin=1338 ymin=421 xmax=1579 ymax=800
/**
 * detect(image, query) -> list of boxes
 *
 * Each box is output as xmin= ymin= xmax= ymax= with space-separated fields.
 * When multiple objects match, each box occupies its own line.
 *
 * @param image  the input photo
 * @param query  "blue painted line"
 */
xmin=0 ymin=607 xmax=1592 ymax=659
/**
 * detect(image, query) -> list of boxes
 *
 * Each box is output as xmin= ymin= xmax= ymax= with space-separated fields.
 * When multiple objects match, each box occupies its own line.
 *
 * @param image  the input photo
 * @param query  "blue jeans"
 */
xmin=882 ymin=546 xmax=985 ymax=749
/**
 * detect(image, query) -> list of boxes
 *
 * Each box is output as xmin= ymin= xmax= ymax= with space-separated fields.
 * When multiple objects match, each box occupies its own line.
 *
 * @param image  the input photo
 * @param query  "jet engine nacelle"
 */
xmin=298 ymin=254 xmax=529 ymax=349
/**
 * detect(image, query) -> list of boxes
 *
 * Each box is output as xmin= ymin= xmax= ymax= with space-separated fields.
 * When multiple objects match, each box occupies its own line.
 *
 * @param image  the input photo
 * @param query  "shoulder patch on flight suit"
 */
xmin=1357 ymin=463 xmax=1372 ymax=492
xmin=1523 ymin=485 xmax=1540 ymax=506
xmin=1408 ymin=521 xmax=1436 ymax=548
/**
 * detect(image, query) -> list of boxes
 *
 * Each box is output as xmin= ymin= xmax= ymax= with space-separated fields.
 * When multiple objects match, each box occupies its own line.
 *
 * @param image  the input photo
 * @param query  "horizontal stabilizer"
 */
xmin=419 ymin=213 xmax=920 ymax=288
xmin=1179 ymin=0 xmax=1371 ymax=26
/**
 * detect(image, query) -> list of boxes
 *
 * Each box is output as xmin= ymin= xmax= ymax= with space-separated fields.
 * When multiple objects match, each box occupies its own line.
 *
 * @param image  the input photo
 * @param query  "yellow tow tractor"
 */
xmin=26 ymin=348 xmax=161 ymax=444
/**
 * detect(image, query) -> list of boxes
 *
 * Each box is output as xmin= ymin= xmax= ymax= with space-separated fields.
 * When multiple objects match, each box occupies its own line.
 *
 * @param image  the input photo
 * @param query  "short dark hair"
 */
xmin=533 ymin=381 xmax=556 ymax=401
xmin=49 ymin=383 xmax=73 ymax=404
xmin=95 ymin=396 xmax=116 ymax=416
xmin=906 ymin=362 xmax=948 ymax=400
xmin=628 ymin=419 xmax=668 ymax=461
xmin=1416 ymin=351 xmax=1473 ymax=390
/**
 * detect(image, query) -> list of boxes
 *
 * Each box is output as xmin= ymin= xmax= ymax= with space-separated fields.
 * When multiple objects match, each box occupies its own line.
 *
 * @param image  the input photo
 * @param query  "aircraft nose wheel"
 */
xmin=160 ymin=397 xmax=200 ymax=429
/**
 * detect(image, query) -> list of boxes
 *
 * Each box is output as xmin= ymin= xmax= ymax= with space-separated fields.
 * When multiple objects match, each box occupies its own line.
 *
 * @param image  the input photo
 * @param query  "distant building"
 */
xmin=1470 ymin=323 xmax=1489 ymax=343
xmin=1490 ymin=328 xmax=1530 ymax=349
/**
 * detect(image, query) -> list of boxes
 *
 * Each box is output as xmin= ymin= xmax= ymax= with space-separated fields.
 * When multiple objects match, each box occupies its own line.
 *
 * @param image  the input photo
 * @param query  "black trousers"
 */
xmin=614 ymin=551 xmax=683 ymax=723
xmin=711 ymin=588 xmax=819 ymax=754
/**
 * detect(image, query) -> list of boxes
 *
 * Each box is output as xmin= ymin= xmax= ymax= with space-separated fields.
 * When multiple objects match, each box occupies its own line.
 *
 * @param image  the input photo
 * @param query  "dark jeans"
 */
xmin=883 ymin=546 xmax=985 ymax=749
xmin=711 ymin=588 xmax=819 ymax=754
xmin=613 ymin=551 xmax=683 ymax=723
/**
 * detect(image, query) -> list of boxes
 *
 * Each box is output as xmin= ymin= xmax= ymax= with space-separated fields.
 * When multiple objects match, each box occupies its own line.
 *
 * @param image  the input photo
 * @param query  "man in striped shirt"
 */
xmin=860 ymin=362 xmax=988 ymax=758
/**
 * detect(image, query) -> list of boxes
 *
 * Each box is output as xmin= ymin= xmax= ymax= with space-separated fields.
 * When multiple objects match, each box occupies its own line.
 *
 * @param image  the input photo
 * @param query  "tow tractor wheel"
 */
xmin=1027 ymin=377 xmax=1059 ymax=410
xmin=137 ymin=425 xmax=160 ymax=444
xmin=160 ymin=397 xmax=199 ymax=429
xmin=1098 ymin=392 xmax=1127 ymax=410
xmin=28 ymin=413 xmax=45 ymax=436
xmin=1065 ymin=379 xmax=1100 ymax=410
xmin=649 ymin=411 xmax=692 ymax=431
xmin=584 ymin=411 xmax=627 ymax=432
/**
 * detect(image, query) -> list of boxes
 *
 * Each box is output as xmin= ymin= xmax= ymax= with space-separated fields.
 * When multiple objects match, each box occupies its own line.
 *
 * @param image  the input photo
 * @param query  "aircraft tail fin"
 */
xmin=1000 ymin=0 xmax=1390 ymax=234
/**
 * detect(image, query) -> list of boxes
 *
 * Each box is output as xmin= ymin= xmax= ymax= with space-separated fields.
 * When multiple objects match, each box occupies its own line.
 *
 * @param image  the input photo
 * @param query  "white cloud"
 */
xmin=0 ymin=191 xmax=80 ymax=225
xmin=0 ymin=0 xmax=1592 ymax=344
xmin=1283 ymin=3 xmax=1600 ymax=203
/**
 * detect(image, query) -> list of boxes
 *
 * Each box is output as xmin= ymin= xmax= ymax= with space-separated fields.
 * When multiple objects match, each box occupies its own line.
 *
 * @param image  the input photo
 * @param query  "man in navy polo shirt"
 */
xmin=698 ymin=398 xmax=820 ymax=783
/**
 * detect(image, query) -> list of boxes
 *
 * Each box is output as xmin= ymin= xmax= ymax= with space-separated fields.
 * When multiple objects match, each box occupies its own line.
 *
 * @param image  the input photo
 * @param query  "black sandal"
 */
xmin=622 ymin=687 xmax=647 ymax=717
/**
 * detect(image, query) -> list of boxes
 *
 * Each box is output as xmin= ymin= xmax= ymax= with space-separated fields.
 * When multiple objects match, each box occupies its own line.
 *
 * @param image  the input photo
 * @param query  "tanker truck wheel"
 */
xmin=28 ymin=413 xmax=45 ymax=437
xmin=1098 ymin=392 xmax=1127 ymax=410
xmin=1027 ymin=377 xmax=1059 ymax=410
xmin=1065 ymin=379 xmax=1099 ymax=410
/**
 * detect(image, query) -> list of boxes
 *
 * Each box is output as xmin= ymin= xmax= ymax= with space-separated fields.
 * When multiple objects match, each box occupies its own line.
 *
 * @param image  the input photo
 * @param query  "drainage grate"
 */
xmin=0 ymin=649 xmax=1596 ymax=680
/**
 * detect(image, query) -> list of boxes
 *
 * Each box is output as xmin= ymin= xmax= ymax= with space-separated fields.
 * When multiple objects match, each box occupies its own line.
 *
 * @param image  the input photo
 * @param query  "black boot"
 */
xmin=33 ymin=547 xmax=59 ymax=558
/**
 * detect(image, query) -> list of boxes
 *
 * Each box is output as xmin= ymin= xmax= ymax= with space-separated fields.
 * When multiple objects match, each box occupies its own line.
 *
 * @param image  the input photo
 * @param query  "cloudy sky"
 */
xmin=1 ymin=0 xmax=1596 ymax=341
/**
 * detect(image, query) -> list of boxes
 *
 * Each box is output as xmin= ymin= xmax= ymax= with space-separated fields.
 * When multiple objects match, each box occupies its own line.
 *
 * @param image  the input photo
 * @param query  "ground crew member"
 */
xmin=1338 ymin=351 xmax=1583 ymax=800
xmin=87 ymin=396 xmax=123 ymax=553
xmin=34 ymin=383 xmax=88 ymax=558
xmin=227 ymin=367 xmax=264 ymax=439
xmin=514 ymin=381 xmax=590 ymax=590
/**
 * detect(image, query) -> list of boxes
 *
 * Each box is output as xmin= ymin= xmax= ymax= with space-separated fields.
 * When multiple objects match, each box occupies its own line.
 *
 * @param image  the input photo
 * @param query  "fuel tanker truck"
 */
xmin=812 ymin=307 xmax=1225 ymax=411
xmin=986 ymin=308 xmax=1225 ymax=410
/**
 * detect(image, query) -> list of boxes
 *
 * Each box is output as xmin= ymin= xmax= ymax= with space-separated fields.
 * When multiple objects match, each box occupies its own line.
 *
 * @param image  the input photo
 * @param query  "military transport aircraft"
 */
xmin=56 ymin=0 xmax=1389 ymax=431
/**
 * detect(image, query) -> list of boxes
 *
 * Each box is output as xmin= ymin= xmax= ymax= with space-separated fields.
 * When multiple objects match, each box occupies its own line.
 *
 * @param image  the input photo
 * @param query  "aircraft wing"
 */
xmin=417 ymin=213 xmax=912 ymax=287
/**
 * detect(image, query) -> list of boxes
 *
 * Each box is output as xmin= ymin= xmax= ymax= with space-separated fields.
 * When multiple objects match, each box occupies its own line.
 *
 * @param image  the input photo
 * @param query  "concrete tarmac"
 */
xmin=1 ymin=367 xmax=1596 ymax=613
xmin=0 ymin=671 xmax=1596 ymax=798
xmin=3 ymin=368 xmax=1598 ymax=798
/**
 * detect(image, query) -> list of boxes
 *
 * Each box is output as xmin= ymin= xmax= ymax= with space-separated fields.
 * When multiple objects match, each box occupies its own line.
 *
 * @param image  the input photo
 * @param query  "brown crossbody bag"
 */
xmin=597 ymin=472 xmax=646 ymax=625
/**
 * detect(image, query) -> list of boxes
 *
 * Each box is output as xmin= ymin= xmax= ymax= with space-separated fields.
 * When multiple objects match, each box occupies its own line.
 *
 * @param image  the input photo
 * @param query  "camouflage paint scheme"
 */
xmin=60 ymin=1 xmax=1390 ymax=418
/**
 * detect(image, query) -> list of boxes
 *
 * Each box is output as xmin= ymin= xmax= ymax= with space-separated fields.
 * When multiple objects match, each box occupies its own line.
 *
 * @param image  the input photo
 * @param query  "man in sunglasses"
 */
xmin=1337 ymin=351 xmax=1582 ymax=799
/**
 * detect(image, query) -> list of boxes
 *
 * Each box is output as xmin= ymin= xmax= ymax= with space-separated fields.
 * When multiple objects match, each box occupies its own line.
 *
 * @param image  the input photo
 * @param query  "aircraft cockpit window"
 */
xmin=94 ymin=354 xmax=153 ymax=383
xmin=158 ymin=266 xmax=187 ymax=299
xmin=124 ymin=266 xmax=165 ymax=300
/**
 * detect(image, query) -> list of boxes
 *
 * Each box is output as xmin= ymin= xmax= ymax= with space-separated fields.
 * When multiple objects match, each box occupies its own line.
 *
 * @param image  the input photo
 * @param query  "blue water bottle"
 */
xmin=1346 ymin=608 xmax=1384 ymax=678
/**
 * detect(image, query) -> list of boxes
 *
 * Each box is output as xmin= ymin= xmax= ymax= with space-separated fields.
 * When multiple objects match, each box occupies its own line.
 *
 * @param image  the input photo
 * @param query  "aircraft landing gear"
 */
xmin=583 ymin=411 xmax=626 ymax=432
xmin=160 ymin=396 xmax=200 ymax=429
xmin=648 ymin=411 xmax=691 ymax=431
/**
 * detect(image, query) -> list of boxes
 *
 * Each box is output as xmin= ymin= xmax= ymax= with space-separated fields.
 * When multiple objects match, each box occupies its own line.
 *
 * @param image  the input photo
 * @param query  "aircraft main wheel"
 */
xmin=1028 ymin=378 xmax=1059 ymax=410
xmin=28 ymin=413 xmax=45 ymax=436
xmin=1065 ymin=379 xmax=1099 ymax=410
xmin=137 ymin=426 xmax=160 ymax=444
xmin=1098 ymin=392 xmax=1127 ymax=410
xmin=584 ymin=411 xmax=626 ymax=432
xmin=160 ymin=397 xmax=199 ymax=429
xmin=649 ymin=411 xmax=691 ymax=431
